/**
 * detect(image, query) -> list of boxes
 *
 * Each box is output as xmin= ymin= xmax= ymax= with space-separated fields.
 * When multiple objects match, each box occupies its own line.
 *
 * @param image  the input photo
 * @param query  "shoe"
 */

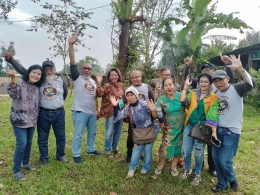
xmin=154 ymin=167 xmax=162 ymax=175
xmin=211 ymin=186 xmax=228 ymax=193
xmin=56 ymin=157 xmax=68 ymax=163
xmin=125 ymin=155 xmax=131 ymax=163
xmin=230 ymin=181 xmax=238 ymax=192
xmin=180 ymin=169 xmax=192 ymax=179
xmin=39 ymin=159 xmax=48 ymax=167
xmin=105 ymin=152 xmax=113 ymax=158
xmin=112 ymin=150 xmax=120 ymax=155
xmin=210 ymin=171 xmax=217 ymax=177
xmin=171 ymin=169 xmax=179 ymax=177
xmin=191 ymin=175 xmax=201 ymax=185
xmin=125 ymin=169 xmax=136 ymax=180
xmin=87 ymin=150 xmax=102 ymax=155
xmin=140 ymin=169 xmax=147 ymax=174
xmin=73 ymin=157 xmax=83 ymax=164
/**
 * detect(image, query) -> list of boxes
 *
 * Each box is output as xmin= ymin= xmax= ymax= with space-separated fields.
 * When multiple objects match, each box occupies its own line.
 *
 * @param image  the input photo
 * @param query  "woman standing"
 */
xmin=7 ymin=65 xmax=44 ymax=181
xmin=154 ymin=78 xmax=186 ymax=177
xmin=110 ymin=87 xmax=162 ymax=179
xmin=96 ymin=68 xmax=125 ymax=158
xmin=180 ymin=73 xmax=219 ymax=185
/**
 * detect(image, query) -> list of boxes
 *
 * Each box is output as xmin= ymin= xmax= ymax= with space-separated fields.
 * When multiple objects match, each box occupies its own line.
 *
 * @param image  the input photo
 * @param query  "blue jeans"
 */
xmin=13 ymin=125 xmax=35 ymax=174
xmin=37 ymin=107 xmax=66 ymax=160
xmin=129 ymin=143 xmax=153 ymax=171
xmin=72 ymin=111 xmax=97 ymax=157
xmin=182 ymin=125 xmax=206 ymax=175
xmin=104 ymin=117 xmax=123 ymax=152
xmin=212 ymin=127 xmax=240 ymax=189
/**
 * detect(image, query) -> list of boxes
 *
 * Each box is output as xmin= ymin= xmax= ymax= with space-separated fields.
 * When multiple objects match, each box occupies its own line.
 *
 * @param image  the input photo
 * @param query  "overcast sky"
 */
xmin=0 ymin=0 xmax=260 ymax=71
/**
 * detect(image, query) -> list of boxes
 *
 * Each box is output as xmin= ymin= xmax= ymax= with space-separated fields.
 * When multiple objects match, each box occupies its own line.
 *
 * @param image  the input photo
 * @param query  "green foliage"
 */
xmin=112 ymin=0 xmax=133 ymax=22
xmin=237 ymin=30 xmax=260 ymax=49
xmin=244 ymin=68 xmax=260 ymax=108
xmin=77 ymin=56 xmax=103 ymax=75
xmin=0 ymin=41 xmax=17 ymax=74
xmin=0 ymin=0 xmax=17 ymax=20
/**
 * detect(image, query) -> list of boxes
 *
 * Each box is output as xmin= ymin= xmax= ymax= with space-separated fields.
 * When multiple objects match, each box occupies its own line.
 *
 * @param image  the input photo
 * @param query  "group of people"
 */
xmin=4 ymin=34 xmax=255 ymax=193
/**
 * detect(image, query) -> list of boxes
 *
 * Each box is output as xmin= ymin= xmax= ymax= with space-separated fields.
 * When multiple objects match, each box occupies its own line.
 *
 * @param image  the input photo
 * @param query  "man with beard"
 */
xmin=3 ymin=52 xmax=68 ymax=166
xmin=68 ymin=34 xmax=101 ymax=164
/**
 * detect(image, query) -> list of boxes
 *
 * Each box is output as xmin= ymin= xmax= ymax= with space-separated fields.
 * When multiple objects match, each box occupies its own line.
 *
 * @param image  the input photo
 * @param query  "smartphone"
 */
xmin=211 ymin=137 xmax=221 ymax=147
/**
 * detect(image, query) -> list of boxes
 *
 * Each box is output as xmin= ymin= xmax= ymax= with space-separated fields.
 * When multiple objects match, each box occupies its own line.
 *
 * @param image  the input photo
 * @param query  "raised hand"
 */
xmin=2 ymin=51 xmax=13 ymax=59
xmin=184 ymin=55 xmax=193 ymax=66
xmin=68 ymin=34 xmax=78 ymax=44
xmin=7 ymin=70 xmax=15 ymax=79
xmin=96 ymin=74 xmax=103 ymax=84
xmin=225 ymin=55 xmax=243 ymax=70
xmin=220 ymin=53 xmax=230 ymax=64
xmin=110 ymin=96 xmax=119 ymax=106
xmin=147 ymin=99 xmax=156 ymax=111
xmin=184 ymin=75 xmax=192 ymax=88
xmin=155 ymin=82 xmax=161 ymax=92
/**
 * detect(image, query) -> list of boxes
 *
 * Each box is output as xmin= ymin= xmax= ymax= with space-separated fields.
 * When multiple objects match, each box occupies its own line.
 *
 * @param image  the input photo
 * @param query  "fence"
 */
xmin=0 ymin=77 xmax=21 ymax=94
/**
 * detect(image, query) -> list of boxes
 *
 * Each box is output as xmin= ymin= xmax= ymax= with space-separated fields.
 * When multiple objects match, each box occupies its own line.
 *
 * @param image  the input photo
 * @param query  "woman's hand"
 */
xmin=184 ymin=75 xmax=192 ymax=88
xmin=159 ymin=123 xmax=164 ymax=129
xmin=110 ymin=96 xmax=119 ymax=106
xmin=7 ymin=70 xmax=15 ymax=79
xmin=96 ymin=74 xmax=103 ymax=85
xmin=2 ymin=51 xmax=12 ymax=59
xmin=147 ymin=99 xmax=156 ymax=111
xmin=211 ymin=130 xmax=218 ymax=140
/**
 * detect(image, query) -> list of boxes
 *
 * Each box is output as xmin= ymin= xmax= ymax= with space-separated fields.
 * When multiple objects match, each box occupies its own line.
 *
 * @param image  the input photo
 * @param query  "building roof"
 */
xmin=209 ymin=43 xmax=260 ymax=66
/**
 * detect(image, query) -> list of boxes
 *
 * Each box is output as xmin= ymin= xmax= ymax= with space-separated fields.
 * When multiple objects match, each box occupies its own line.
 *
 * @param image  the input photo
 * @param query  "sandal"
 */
xmin=13 ymin=172 xmax=26 ymax=181
xmin=171 ymin=169 xmax=179 ymax=177
xmin=23 ymin=164 xmax=36 ymax=171
xmin=191 ymin=175 xmax=201 ymax=185
xmin=154 ymin=167 xmax=162 ymax=175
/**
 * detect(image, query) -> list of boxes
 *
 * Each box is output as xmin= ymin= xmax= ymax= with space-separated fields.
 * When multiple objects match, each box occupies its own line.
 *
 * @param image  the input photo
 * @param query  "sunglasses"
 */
xmin=82 ymin=67 xmax=92 ymax=71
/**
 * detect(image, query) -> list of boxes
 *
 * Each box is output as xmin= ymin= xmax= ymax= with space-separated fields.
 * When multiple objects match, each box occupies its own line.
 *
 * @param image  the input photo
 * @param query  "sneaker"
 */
xmin=180 ymin=169 xmax=192 ymax=179
xmin=191 ymin=175 xmax=201 ymax=185
xmin=39 ymin=159 xmax=48 ymax=167
xmin=73 ymin=157 xmax=83 ymax=164
xmin=87 ymin=150 xmax=102 ymax=155
xmin=140 ymin=169 xmax=147 ymax=174
xmin=211 ymin=186 xmax=228 ymax=193
xmin=230 ymin=181 xmax=238 ymax=192
xmin=125 ymin=169 xmax=136 ymax=180
xmin=56 ymin=157 xmax=68 ymax=163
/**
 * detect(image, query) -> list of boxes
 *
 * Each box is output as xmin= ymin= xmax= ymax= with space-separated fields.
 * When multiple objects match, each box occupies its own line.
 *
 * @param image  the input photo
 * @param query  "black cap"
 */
xmin=200 ymin=62 xmax=214 ymax=70
xmin=42 ymin=60 xmax=55 ymax=68
xmin=212 ymin=70 xmax=227 ymax=80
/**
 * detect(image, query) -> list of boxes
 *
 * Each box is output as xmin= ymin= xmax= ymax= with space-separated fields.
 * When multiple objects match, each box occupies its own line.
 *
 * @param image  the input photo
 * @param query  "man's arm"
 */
xmin=3 ymin=52 xmax=27 ymax=76
xmin=61 ymin=77 xmax=68 ymax=100
xmin=183 ymin=56 xmax=197 ymax=89
xmin=68 ymin=34 xmax=80 ymax=81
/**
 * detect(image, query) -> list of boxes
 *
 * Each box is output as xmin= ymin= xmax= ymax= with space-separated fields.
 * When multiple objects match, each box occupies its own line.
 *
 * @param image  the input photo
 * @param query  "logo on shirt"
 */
xmin=42 ymin=84 xmax=58 ymax=100
xmin=138 ymin=91 xmax=146 ymax=101
xmin=83 ymin=80 xmax=95 ymax=95
xmin=218 ymin=97 xmax=230 ymax=114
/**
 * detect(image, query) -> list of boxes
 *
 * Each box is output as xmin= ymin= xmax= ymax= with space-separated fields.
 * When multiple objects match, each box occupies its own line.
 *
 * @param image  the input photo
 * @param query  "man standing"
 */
xmin=3 ymin=52 xmax=68 ymax=166
xmin=211 ymin=55 xmax=255 ymax=193
xmin=125 ymin=70 xmax=156 ymax=162
xmin=68 ymin=34 xmax=101 ymax=164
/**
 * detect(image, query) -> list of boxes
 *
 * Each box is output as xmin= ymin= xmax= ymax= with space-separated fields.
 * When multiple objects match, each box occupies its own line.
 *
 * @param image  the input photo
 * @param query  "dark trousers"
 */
xmin=202 ymin=144 xmax=215 ymax=172
xmin=126 ymin=123 xmax=134 ymax=158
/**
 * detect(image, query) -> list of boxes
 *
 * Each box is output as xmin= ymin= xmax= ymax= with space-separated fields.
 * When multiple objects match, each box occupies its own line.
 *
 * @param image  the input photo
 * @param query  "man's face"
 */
xmin=213 ymin=77 xmax=230 ymax=92
xmin=160 ymin=70 xmax=171 ymax=80
xmin=130 ymin=71 xmax=142 ymax=86
xmin=201 ymin=67 xmax=214 ymax=75
xmin=44 ymin=66 xmax=56 ymax=76
xmin=82 ymin=63 xmax=92 ymax=77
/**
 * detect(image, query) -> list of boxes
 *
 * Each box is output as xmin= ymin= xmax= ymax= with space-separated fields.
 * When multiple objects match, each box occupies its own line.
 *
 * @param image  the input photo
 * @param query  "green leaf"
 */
xmin=190 ymin=28 xmax=201 ymax=51
xmin=177 ymin=27 xmax=190 ymax=47
xmin=194 ymin=0 xmax=211 ymax=17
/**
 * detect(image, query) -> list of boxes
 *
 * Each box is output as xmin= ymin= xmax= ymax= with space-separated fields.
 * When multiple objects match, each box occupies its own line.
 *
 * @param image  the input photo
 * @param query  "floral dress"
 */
xmin=156 ymin=93 xmax=185 ymax=158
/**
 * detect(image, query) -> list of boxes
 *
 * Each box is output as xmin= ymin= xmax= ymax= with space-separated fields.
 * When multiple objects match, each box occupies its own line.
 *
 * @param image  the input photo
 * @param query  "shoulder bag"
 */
xmin=128 ymin=105 xmax=156 ymax=145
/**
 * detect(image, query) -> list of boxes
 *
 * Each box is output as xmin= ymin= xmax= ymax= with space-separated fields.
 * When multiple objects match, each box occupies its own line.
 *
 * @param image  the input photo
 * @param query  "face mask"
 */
xmin=118 ymin=98 xmax=125 ymax=109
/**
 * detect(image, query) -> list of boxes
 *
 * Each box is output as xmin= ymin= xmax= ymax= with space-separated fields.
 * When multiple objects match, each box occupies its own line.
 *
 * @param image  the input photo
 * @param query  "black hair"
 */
xmin=198 ymin=73 xmax=213 ymax=84
xmin=162 ymin=77 xmax=175 ymax=88
xmin=107 ymin=68 xmax=122 ymax=82
xmin=22 ymin=64 xmax=45 ymax=87
xmin=160 ymin=68 xmax=170 ymax=74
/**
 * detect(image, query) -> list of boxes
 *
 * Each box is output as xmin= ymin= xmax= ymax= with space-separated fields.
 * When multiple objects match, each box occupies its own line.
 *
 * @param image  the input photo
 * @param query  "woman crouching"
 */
xmin=110 ymin=87 xmax=162 ymax=179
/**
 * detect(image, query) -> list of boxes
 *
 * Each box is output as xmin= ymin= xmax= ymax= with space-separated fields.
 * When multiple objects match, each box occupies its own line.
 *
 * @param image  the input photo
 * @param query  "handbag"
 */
xmin=128 ymin=105 xmax=156 ymax=145
xmin=188 ymin=100 xmax=212 ymax=144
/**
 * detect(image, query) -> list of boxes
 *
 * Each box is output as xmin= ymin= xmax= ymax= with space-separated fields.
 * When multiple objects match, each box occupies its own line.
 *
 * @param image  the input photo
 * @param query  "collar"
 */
xmin=130 ymin=100 xmax=139 ymax=107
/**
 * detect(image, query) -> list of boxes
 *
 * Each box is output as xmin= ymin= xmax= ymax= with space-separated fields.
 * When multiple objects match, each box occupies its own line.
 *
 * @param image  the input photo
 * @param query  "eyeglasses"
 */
xmin=82 ymin=67 xmax=92 ymax=71
xmin=131 ymin=75 xmax=141 ymax=79
xmin=213 ymin=78 xmax=226 ymax=84
xmin=44 ymin=67 xmax=55 ymax=71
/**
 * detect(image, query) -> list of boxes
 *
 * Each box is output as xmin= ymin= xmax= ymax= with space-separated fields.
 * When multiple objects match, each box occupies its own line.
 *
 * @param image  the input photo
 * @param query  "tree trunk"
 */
xmin=118 ymin=21 xmax=131 ymax=82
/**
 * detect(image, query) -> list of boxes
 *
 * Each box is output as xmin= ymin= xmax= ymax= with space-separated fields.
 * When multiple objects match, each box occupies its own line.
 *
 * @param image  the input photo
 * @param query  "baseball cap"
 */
xmin=200 ymin=62 xmax=214 ymax=70
xmin=42 ymin=60 xmax=55 ymax=68
xmin=211 ymin=70 xmax=227 ymax=80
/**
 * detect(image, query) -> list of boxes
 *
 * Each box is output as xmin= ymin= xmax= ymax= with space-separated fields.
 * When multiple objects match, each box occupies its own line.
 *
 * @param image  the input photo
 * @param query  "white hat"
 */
xmin=125 ymin=87 xmax=139 ymax=98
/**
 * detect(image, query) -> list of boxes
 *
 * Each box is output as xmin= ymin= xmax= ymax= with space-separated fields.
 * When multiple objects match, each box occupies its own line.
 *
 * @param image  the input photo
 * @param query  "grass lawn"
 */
xmin=0 ymin=95 xmax=260 ymax=195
